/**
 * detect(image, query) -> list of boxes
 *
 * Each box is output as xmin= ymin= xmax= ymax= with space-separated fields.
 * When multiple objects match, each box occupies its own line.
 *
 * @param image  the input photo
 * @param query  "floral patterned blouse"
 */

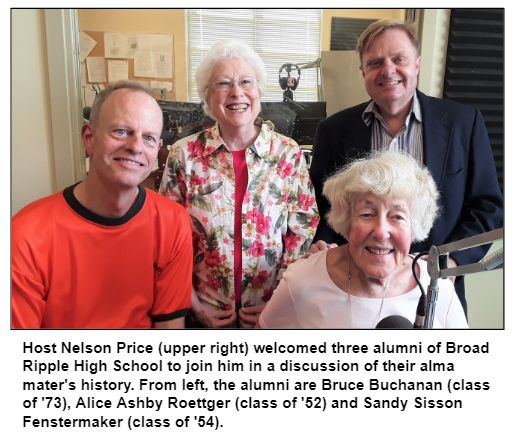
xmin=159 ymin=122 xmax=319 ymax=311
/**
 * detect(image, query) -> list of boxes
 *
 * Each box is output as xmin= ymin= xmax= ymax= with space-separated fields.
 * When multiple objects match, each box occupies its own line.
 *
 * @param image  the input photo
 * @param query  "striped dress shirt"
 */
xmin=362 ymin=91 xmax=423 ymax=165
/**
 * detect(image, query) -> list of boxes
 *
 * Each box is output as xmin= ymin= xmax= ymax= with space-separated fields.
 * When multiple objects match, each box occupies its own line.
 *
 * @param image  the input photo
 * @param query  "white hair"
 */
xmin=195 ymin=39 xmax=268 ymax=118
xmin=323 ymin=152 xmax=440 ymax=243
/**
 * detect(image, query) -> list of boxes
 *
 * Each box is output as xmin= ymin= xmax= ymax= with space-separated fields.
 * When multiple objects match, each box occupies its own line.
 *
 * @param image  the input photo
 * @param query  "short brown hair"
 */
xmin=356 ymin=19 xmax=420 ymax=65
xmin=89 ymin=80 xmax=158 ymax=127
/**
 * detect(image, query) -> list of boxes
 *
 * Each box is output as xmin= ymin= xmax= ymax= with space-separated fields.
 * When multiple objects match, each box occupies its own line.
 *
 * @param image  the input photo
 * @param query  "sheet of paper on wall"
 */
xmin=104 ymin=32 xmax=126 ymax=59
xmin=134 ymin=51 xmax=154 ymax=78
xmin=84 ymin=89 xmax=96 ymax=108
xmin=151 ymin=81 xmax=173 ymax=92
xmin=108 ymin=60 xmax=129 ymax=83
xmin=79 ymin=31 xmax=97 ymax=63
xmin=140 ymin=33 xmax=173 ymax=55
xmin=86 ymin=57 xmax=107 ymax=83
xmin=154 ymin=53 xmax=173 ymax=78
xmin=125 ymin=33 xmax=141 ymax=58
xmin=84 ymin=84 xmax=105 ymax=108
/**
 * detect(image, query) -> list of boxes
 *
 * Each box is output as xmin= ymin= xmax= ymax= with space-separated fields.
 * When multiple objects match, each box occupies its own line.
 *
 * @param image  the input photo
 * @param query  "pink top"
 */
xmin=231 ymin=149 xmax=248 ymax=304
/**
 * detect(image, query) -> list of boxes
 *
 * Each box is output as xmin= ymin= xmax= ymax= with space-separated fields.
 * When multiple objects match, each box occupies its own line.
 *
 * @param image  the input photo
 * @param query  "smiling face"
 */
xmin=205 ymin=58 xmax=261 ymax=134
xmin=347 ymin=192 xmax=412 ymax=282
xmin=82 ymin=89 xmax=163 ymax=190
xmin=360 ymin=27 xmax=421 ymax=118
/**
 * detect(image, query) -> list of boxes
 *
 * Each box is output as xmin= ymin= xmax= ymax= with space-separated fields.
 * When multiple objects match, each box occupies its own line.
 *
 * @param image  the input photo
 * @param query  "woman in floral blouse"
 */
xmin=159 ymin=39 xmax=319 ymax=328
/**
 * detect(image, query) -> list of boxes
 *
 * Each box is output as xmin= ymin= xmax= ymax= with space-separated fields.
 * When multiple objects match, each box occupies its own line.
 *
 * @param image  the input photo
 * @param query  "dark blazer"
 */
xmin=310 ymin=89 xmax=503 ymax=315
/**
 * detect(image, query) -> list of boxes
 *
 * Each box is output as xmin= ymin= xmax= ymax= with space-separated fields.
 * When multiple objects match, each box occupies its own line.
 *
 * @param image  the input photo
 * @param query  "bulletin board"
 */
xmin=81 ymin=30 xmax=176 ymax=102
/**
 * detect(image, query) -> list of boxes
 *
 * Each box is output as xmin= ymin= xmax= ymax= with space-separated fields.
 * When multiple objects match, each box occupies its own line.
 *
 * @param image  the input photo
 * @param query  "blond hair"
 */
xmin=357 ymin=19 xmax=420 ymax=65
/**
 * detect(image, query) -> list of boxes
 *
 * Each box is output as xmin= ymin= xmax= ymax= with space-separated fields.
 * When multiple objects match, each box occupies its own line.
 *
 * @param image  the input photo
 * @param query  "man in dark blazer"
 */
xmin=310 ymin=19 xmax=503 ymax=315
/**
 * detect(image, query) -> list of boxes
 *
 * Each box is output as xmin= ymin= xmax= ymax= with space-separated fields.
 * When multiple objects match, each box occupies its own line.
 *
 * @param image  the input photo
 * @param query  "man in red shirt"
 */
xmin=12 ymin=81 xmax=192 ymax=328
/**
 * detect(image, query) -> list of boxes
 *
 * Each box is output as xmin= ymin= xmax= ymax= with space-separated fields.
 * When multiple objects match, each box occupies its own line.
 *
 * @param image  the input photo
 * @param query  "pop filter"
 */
xmin=376 ymin=315 xmax=413 ymax=329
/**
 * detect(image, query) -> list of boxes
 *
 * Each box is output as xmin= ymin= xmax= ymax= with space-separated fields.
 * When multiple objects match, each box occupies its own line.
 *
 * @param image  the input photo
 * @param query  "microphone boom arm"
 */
xmin=424 ymin=228 xmax=503 ymax=329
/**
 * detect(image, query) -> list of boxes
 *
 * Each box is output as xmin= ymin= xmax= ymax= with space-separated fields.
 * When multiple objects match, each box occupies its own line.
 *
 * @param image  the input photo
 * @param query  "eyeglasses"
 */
xmin=210 ymin=76 xmax=259 ymax=92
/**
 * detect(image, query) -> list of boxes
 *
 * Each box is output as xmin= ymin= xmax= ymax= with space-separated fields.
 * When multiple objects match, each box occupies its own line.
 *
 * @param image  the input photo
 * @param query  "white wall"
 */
xmin=418 ymin=9 xmax=450 ymax=98
xmin=12 ymin=9 xmax=56 ymax=215
xmin=466 ymin=242 xmax=504 ymax=329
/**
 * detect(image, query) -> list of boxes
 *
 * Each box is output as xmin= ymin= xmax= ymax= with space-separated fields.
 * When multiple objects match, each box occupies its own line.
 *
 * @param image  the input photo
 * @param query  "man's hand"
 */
xmin=308 ymin=240 xmax=338 ymax=256
xmin=190 ymin=290 xmax=237 ymax=328
xmin=239 ymin=303 xmax=267 ymax=329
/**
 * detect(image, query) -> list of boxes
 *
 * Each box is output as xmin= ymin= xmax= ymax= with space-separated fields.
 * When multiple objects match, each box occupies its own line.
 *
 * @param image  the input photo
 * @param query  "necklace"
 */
xmin=347 ymin=246 xmax=387 ymax=328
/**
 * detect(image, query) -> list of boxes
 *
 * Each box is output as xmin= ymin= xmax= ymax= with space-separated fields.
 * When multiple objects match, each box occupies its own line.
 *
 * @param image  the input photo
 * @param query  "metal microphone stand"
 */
xmin=424 ymin=228 xmax=503 ymax=329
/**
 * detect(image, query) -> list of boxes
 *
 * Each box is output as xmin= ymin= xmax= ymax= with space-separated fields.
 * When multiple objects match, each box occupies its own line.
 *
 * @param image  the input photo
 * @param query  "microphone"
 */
xmin=376 ymin=315 xmax=414 ymax=329
xmin=479 ymin=247 xmax=503 ymax=270
xmin=413 ymin=228 xmax=502 ymax=329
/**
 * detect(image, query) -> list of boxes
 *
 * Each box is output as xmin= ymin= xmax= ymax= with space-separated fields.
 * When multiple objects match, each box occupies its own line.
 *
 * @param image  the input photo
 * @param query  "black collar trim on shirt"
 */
xmin=63 ymin=183 xmax=146 ymax=226
xmin=151 ymin=308 xmax=189 ymax=323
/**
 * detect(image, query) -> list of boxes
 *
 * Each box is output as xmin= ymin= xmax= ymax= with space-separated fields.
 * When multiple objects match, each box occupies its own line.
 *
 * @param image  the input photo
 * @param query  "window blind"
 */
xmin=187 ymin=9 xmax=322 ymax=102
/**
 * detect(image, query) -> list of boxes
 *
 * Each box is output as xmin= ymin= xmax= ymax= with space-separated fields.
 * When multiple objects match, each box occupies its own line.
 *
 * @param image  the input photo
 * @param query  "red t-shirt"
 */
xmin=231 ymin=149 xmax=248 ymax=304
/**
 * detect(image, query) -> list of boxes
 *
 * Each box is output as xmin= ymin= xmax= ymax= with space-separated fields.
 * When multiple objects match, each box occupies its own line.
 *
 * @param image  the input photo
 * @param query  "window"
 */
xmin=187 ymin=9 xmax=322 ymax=103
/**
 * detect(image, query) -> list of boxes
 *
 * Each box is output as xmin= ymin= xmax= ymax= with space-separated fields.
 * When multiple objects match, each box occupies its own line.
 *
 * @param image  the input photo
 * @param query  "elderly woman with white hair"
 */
xmin=257 ymin=152 xmax=468 ymax=329
xmin=160 ymin=39 xmax=318 ymax=328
